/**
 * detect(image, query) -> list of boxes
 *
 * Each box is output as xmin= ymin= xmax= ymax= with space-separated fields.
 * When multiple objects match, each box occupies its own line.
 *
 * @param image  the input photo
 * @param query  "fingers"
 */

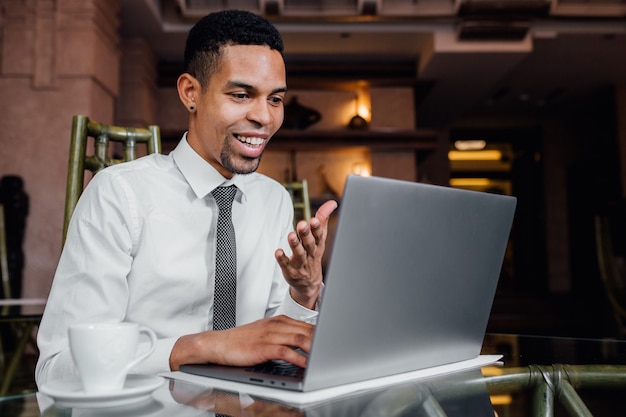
xmin=240 ymin=316 xmax=313 ymax=367
xmin=262 ymin=315 xmax=314 ymax=344
xmin=274 ymin=248 xmax=288 ymax=267
xmin=258 ymin=316 xmax=313 ymax=367
xmin=315 ymin=200 xmax=338 ymax=223
xmin=290 ymin=228 xmax=308 ymax=257
xmin=295 ymin=222 xmax=316 ymax=255
xmin=294 ymin=199 xmax=338 ymax=252
xmin=276 ymin=223 xmax=317 ymax=271
xmin=310 ymin=200 xmax=337 ymax=243
xmin=280 ymin=200 xmax=338 ymax=262
xmin=274 ymin=232 xmax=305 ymax=272
xmin=274 ymin=345 xmax=309 ymax=368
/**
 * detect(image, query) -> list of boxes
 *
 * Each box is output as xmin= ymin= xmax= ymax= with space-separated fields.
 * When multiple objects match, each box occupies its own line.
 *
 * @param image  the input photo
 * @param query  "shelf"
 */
xmin=269 ymin=128 xmax=439 ymax=151
xmin=161 ymin=128 xmax=439 ymax=153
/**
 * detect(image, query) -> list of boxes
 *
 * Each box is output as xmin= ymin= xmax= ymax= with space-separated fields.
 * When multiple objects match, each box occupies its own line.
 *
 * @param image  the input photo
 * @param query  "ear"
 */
xmin=177 ymin=73 xmax=200 ymax=111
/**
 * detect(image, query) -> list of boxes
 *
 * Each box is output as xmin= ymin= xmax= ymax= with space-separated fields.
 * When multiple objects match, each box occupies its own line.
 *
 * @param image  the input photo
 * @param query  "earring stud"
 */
xmin=189 ymin=105 xmax=196 ymax=112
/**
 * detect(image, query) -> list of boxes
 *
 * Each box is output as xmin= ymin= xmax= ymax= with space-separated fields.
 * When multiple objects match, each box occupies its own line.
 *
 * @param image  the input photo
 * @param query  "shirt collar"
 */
xmin=171 ymin=133 xmax=248 ymax=201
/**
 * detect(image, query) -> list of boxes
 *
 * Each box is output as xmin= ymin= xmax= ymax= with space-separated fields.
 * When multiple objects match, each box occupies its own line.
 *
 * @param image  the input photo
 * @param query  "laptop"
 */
xmin=181 ymin=175 xmax=517 ymax=392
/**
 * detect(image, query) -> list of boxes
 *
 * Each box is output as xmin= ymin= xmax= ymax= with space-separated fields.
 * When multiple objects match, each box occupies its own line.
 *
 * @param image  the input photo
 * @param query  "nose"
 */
xmin=247 ymin=99 xmax=274 ymax=126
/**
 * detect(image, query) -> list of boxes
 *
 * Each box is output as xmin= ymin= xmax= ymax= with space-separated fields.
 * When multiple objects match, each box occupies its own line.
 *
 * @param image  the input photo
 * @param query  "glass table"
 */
xmin=0 ymin=299 xmax=45 ymax=397
xmin=1 ymin=333 xmax=625 ymax=417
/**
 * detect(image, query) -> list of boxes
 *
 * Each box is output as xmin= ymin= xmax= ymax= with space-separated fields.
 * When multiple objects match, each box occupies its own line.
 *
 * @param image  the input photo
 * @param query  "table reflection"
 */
xmin=3 ymin=334 xmax=626 ymax=417
xmin=40 ymin=368 xmax=494 ymax=417
xmin=170 ymin=368 xmax=494 ymax=417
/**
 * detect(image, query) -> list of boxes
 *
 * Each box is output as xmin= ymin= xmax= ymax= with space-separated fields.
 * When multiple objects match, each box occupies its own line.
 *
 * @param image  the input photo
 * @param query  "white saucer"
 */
xmin=40 ymin=374 xmax=164 ymax=408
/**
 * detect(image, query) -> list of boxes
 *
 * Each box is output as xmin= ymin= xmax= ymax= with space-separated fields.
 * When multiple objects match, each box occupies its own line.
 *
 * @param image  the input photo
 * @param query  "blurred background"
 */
xmin=1 ymin=0 xmax=626 ymax=339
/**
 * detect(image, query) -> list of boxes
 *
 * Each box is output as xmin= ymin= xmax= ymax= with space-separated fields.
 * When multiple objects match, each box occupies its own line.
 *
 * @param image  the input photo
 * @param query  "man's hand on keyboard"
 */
xmin=169 ymin=315 xmax=314 ymax=370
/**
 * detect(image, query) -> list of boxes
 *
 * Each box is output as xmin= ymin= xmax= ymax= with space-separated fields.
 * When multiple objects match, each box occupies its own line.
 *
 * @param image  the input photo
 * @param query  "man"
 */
xmin=36 ymin=10 xmax=337 ymax=386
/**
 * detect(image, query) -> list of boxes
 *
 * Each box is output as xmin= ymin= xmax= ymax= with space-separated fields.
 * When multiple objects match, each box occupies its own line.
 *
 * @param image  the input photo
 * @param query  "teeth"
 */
xmin=236 ymin=135 xmax=264 ymax=146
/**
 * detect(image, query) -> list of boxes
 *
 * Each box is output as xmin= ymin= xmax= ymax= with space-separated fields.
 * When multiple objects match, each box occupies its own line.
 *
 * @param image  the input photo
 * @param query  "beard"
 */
xmin=220 ymin=136 xmax=264 ymax=175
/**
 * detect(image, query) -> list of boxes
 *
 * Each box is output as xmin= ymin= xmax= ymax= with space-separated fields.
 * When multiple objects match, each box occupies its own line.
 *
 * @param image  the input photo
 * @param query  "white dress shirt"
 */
xmin=35 ymin=136 xmax=318 ymax=387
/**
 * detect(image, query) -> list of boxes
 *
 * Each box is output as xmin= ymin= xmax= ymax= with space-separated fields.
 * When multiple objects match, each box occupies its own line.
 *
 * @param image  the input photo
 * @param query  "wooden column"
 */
xmin=0 ymin=0 xmax=121 ymax=299
xmin=117 ymin=38 xmax=157 ymax=128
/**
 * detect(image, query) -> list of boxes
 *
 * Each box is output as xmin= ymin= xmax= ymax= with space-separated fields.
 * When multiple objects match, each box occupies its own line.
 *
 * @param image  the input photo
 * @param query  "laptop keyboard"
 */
xmin=244 ymin=361 xmax=305 ymax=378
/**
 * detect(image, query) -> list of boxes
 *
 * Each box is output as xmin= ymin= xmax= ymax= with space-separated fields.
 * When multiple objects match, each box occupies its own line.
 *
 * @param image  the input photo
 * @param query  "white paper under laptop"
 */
xmin=178 ymin=175 xmax=516 ymax=396
xmin=163 ymin=354 xmax=501 ymax=406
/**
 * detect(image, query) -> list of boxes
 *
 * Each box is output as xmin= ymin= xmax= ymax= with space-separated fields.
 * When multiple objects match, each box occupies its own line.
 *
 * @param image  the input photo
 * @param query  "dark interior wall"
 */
xmin=450 ymin=85 xmax=623 ymax=337
xmin=565 ymin=86 xmax=620 ymax=336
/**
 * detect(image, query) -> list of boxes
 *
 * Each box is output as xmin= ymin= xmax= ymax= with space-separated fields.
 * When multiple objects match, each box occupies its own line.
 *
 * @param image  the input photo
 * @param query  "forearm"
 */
xmin=170 ymin=332 xmax=218 ymax=371
xmin=35 ymin=348 xmax=77 ymax=387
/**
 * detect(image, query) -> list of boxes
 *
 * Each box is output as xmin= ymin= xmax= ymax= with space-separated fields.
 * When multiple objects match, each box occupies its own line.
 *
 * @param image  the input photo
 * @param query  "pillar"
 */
xmin=0 ymin=0 xmax=120 ymax=298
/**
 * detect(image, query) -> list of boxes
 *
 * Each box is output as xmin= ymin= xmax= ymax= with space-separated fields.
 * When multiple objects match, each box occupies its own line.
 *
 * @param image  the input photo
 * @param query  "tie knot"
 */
xmin=211 ymin=185 xmax=237 ymax=210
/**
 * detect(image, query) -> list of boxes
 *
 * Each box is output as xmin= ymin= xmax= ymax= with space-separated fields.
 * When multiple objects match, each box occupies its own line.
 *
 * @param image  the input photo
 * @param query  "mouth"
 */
xmin=235 ymin=134 xmax=265 ymax=147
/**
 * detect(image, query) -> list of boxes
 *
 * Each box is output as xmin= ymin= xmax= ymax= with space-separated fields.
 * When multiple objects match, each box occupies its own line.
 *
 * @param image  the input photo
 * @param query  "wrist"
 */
xmin=170 ymin=332 xmax=213 ymax=371
xmin=290 ymin=282 xmax=323 ymax=310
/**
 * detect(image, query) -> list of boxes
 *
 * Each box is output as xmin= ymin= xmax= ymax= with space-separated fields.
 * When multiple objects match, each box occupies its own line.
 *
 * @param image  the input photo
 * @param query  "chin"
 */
xmin=224 ymin=158 xmax=261 ymax=175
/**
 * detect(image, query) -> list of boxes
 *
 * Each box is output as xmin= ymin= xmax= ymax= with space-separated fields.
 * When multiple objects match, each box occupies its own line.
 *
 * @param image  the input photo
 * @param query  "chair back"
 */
xmin=64 ymin=115 xmax=161 ymax=243
xmin=283 ymin=180 xmax=312 ymax=227
xmin=594 ymin=214 xmax=626 ymax=337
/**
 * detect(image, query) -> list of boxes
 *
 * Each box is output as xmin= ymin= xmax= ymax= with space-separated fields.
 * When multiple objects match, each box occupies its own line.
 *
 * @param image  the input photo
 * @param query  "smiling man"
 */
xmin=180 ymin=44 xmax=287 ymax=177
xmin=36 ymin=10 xmax=337 ymax=386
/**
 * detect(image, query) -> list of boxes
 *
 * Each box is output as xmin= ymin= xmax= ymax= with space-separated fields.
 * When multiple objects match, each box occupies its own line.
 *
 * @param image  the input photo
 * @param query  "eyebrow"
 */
xmin=226 ymin=80 xmax=287 ymax=95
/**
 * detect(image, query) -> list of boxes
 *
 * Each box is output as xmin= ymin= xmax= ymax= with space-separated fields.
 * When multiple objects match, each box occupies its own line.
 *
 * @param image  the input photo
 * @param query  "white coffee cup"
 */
xmin=69 ymin=322 xmax=157 ymax=393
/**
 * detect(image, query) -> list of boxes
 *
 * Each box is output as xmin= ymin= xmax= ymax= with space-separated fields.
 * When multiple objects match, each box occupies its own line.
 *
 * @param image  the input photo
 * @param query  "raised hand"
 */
xmin=275 ymin=200 xmax=338 ymax=309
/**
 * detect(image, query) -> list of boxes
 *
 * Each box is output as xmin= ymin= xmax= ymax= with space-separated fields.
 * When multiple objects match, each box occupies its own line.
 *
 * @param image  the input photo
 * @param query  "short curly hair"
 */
xmin=184 ymin=10 xmax=284 ymax=87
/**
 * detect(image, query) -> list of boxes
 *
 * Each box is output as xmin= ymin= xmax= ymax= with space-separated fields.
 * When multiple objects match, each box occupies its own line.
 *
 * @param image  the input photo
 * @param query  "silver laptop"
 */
xmin=181 ymin=175 xmax=517 ymax=392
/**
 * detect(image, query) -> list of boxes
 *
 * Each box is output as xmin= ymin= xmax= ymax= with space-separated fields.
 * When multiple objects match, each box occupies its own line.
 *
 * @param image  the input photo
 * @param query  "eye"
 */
xmin=231 ymin=93 xmax=249 ymax=100
xmin=268 ymin=96 xmax=284 ymax=106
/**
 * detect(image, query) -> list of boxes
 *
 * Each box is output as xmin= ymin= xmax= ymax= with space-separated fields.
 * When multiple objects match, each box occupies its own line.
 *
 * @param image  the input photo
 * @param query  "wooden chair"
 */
xmin=283 ymin=179 xmax=312 ymax=227
xmin=63 ymin=115 xmax=161 ymax=244
xmin=594 ymin=214 xmax=626 ymax=338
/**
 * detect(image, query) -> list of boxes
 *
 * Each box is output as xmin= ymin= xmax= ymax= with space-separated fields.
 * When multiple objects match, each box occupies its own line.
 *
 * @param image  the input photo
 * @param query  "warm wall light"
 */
xmin=448 ymin=150 xmax=502 ymax=161
xmin=352 ymin=162 xmax=371 ymax=177
xmin=355 ymin=82 xmax=371 ymax=121
xmin=449 ymin=178 xmax=491 ymax=187
xmin=357 ymin=102 xmax=370 ymax=120
xmin=454 ymin=140 xmax=486 ymax=150
xmin=348 ymin=85 xmax=371 ymax=130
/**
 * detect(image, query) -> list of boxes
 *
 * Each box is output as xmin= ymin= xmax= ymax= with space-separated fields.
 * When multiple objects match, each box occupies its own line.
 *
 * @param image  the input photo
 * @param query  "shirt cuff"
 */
xmin=277 ymin=284 xmax=324 ymax=325
xmin=133 ymin=336 xmax=179 ymax=374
